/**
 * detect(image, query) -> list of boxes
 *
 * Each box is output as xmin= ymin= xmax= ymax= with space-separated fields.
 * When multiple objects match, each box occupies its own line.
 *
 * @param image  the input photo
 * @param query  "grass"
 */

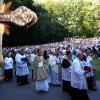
xmin=92 ymin=58 xmax=100 ymax=80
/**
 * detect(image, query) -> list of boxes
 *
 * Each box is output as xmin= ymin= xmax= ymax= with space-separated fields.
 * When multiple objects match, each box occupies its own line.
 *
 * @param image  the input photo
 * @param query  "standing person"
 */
xmin=15 ymin=49 xmax=29 ymax=85
xmin=86 ymin=53 xmax=94 ymax=90
xmin=61 ymin=51 xmax=72 ymax=95
xmin=71 ymin=53 xmax=89 ymax=100
xmin=43 ymin=50 xmax=49 ymax=73
xmin=3 ymin=52 xmax=13 ymax=81
xmin=28 ymin=50 xmax=36 ymax=79
xmin=48 ymin=49 xmax=60 ymax=85
xmin=33 ymin=49 xmax=49 ymax=92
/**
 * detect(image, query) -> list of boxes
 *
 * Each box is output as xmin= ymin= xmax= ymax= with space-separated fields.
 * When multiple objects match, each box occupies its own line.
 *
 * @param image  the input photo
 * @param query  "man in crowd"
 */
xmin=71 ymin=53 xmax=89 ymax=100
xmin=15 ymin=49 xmax=29 ymax=85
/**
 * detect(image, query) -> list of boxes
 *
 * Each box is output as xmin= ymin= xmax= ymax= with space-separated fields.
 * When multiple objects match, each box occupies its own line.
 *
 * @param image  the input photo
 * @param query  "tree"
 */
xmin=3 ymin=0 xmax=100 ymax=46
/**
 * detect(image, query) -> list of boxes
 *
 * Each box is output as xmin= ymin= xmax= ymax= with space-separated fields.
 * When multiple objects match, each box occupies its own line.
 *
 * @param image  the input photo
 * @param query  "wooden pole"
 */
xmin=0 ymin=0 xmax=4 ymax=81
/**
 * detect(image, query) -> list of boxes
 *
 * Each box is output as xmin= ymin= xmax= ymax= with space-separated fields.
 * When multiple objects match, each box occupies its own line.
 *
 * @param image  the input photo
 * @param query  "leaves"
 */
xmin=3 ymin=0 xmax=100 ymax=46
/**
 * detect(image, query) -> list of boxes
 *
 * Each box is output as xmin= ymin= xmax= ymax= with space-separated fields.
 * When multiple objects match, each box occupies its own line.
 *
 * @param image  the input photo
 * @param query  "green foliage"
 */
xmin=92 ymin=58 xmax=100 ymax=80
xmin=43 ymin=0 xmax=96 ymax=37
xmin=13 ymin=0 xmax=33 ymax=8
xmin=3 ymin=0 xmax=100 ymax=46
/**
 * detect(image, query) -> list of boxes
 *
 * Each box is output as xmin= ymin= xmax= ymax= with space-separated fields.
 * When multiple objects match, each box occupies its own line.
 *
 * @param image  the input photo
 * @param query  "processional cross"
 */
xmin=0 ymin=5 xmax=38 ymax=26
xmin=0 ymin=2 xmax=38 ymax=80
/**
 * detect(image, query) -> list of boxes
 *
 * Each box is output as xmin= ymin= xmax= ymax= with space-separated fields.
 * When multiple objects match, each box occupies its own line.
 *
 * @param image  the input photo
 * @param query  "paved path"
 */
xmin=0 ymin=76 xmax=100 ymax=100
xmin=88 ymin=81 xmax=100 ymax=100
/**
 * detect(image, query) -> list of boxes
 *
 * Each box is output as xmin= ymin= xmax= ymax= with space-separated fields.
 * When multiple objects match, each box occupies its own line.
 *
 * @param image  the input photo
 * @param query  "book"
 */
xmin=21 ymin=57 xmax=28 ymax=62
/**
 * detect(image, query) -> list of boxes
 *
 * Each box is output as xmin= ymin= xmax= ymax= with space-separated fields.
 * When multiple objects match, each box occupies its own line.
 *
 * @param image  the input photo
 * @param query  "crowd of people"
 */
xmin=1 ymin=38 xmax=100 ymax=100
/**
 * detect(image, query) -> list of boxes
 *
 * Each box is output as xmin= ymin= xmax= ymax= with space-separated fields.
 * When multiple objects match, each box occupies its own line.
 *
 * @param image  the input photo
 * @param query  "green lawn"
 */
xmin=92 ymin=58 xmax=100 ymax=80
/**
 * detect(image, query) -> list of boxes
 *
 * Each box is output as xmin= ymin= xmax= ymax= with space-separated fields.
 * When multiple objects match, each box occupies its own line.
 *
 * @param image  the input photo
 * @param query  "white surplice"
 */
xmin=48 ymin=54 xmax=60 ymax=85
xmin=36 ymin=79 xmax=49 ymax=92
xmin=71 ymin=57 xmax=87 ymax=90
xmin=15 ymin=53 xmax=29 ymax=76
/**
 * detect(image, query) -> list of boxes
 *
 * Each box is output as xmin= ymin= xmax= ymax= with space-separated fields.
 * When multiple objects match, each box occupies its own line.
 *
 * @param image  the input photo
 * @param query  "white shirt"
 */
xmin=4 ymin=57 xmax=13 ymax=69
